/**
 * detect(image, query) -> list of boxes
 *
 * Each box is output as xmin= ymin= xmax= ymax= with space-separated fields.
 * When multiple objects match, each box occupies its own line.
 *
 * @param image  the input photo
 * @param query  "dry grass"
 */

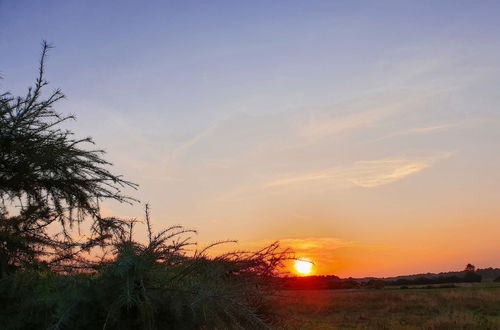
xmin=271 ymin=283 xmax=500 ymax=329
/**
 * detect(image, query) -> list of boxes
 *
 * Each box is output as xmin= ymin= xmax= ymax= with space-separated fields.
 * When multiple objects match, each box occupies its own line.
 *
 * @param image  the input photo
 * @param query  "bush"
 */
xmin=366 ymin=279 xmax=385 ymax=289
xmin=463 ymin=271 xmax=482 ymax=283
xmin=0 ymin=213 xmax=289 ymax=329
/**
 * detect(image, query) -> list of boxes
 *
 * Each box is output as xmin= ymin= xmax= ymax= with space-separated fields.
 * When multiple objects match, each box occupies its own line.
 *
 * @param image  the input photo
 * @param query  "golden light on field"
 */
xmin=294 ymin=259 xmax=314 ymax=275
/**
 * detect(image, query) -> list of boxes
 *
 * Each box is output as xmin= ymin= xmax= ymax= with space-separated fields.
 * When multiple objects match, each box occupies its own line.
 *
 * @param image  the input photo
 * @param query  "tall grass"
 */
xmin=272 ymin=284 xmax=500 ymax=329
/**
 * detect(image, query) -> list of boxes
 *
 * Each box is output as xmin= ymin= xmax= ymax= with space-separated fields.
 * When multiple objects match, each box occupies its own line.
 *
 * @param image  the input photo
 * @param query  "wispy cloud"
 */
xmin=212 ymin=237 xmax=355 ymax=253
xmin=372 ymin=123 xmax=458 ymax=142
xmin=162 ymin=90 xmax=450 ymax=175
xmin=266 ymin=153 xmax=452 ymax=189
xmin=165 ymin=124 xmax=219 ymax=166
xmin=299 ymin=107 xmax=396 ymax=142
xmin=279 ymin=237 xmax=355 ymax=251
xmin=296 ymin=92 xmax=438 ymax=143
xmin=405 ymin=124 xmax=456 ymax=134
xmin=347 ymin=158 xmax=432 ymax=188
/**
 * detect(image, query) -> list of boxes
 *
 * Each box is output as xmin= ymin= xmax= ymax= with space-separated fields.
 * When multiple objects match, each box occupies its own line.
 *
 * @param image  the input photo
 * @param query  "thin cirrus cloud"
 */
xmin=372 ymin=123 xmax=458 ymax=142
xmin=298 ymin=106 xmax=397 ymax=143
xmin=221 ymin=237 xmax=355 ymax=252
xmin=279 ymin=237 xmax=355 ymax=251
xmin=163 ymin=91 xmax=441 ymax=167
xmin=265 ymin=153 xmax=452 ymax=189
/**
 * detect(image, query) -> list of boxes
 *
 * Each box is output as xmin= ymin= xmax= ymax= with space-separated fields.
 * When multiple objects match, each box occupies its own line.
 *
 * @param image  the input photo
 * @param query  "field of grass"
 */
xmin=271 ymin=282 xmax=500 ymax=329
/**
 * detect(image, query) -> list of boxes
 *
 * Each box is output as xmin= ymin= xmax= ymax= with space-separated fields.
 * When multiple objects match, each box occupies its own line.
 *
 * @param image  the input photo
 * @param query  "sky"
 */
xmin=2 ymin=0 xmax=500 ymax=277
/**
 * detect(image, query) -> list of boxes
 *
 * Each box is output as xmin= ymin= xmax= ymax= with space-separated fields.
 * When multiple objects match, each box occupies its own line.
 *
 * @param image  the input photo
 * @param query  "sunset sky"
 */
xmin=2 ymin=1 xmax=500 ymax=277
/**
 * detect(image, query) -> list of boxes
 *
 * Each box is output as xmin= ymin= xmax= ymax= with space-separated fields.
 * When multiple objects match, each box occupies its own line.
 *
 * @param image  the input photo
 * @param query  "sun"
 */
xmin=294 ymin=259 xmax=313 ymax=275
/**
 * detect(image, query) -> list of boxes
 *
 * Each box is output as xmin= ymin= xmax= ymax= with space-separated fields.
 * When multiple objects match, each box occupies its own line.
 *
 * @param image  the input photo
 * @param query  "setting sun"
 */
xmin=294 ymin=259 xmax=314 ymax=275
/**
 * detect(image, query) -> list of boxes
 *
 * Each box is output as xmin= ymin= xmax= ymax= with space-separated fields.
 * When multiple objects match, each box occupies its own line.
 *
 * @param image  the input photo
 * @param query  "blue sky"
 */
xmin=2 ymin=1 xmax=500 ymax=276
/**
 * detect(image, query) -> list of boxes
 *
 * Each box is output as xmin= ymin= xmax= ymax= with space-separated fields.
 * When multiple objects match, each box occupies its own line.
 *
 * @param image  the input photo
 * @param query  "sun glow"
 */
xmin=294 ymin=259 xmax=313 ymax=275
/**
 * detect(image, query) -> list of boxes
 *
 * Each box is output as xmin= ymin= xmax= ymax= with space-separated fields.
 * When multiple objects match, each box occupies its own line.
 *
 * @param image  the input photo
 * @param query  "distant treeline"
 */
xmin=383 ymin=271 xmax=482 ymax=286
xmin=381 ymin=267 xmax=500 ymax=283
xmin=275 ymin=275 xmax=359 ymax=290
xmin=276 ymin=268 xmax=500 ymax=290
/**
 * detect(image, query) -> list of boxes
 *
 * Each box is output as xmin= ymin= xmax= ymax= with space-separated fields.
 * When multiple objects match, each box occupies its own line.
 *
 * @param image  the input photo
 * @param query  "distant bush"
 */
xmin=366 ymin=279 xmax=385 ymax=289
xmin=463 ymin=271 xmax=482 ymax=283
xmin=494 ymin=276 xmax=500 ymax=282
xmin=275 ymin=275 xmax=360 ymax=290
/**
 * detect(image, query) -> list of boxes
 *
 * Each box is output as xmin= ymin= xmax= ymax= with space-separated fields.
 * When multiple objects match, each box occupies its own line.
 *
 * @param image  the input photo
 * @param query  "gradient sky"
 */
xmin=2 ymin=0 xmax=500 ymax=277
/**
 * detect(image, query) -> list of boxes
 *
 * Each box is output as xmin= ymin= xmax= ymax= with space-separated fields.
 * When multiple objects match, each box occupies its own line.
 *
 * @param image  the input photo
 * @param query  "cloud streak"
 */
xmin=266 ymin=153 xmax=452 ymax=189
xmin=279 ymin=237 xmax=355 ymax=251
xmin=372 ymin=123 xmax=458 ymax=142
xmin=299 ymin=106 xmax=396 ymax=142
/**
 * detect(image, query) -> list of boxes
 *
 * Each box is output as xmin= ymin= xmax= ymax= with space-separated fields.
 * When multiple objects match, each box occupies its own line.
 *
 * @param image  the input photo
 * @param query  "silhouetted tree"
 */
xmin=0 ymin=41 xmax=137 ymax=276
xmin=465 ymin=263 xmax=476 ymax=272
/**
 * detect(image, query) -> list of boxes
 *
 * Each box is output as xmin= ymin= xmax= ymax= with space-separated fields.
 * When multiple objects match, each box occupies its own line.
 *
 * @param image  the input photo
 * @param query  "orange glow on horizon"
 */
xmin=206 ymin=227 xmax=500 ymax=278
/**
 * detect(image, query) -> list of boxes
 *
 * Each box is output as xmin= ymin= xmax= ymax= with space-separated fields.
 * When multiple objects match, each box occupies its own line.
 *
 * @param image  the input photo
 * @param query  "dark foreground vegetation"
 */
xmin=0 ymin=43 xmax=289 ymax=329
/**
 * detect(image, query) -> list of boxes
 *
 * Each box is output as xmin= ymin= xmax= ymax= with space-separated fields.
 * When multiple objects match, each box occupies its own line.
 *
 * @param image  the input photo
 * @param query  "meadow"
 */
xmin=272 ymin=283 xmax=500 ymax=329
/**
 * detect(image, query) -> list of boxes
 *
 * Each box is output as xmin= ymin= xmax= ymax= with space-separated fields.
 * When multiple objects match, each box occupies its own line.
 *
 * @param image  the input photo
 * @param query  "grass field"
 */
xmin=271 ymin=283 xmax=500 ymax=329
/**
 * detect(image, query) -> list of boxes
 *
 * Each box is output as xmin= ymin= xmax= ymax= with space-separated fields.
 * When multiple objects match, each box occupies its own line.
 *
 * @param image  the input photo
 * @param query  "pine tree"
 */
xmin=0 ymin=41 xmax=137 ymax=276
